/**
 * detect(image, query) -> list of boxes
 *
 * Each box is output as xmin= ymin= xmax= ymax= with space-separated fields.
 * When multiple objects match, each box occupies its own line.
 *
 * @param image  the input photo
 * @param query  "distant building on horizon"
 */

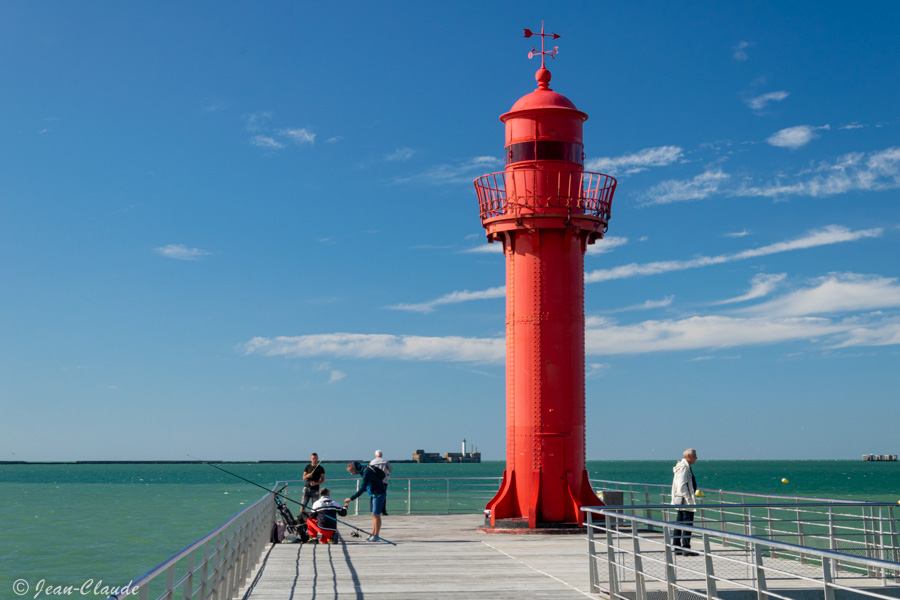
xmin=862 ymin=454 xmax=898 ymax=461
xmin=413 ymin=447 xmax=481 ymax=463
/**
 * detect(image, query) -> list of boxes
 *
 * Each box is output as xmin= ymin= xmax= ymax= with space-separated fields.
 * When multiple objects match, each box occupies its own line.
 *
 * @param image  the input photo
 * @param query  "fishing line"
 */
xmin=187 ymin=455 xmax=397 ymax=546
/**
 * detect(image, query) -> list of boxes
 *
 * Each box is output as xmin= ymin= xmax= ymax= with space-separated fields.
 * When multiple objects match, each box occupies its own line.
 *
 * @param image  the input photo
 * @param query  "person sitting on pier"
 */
xmin=344 ymin=461 xmax=387 ymax=542
xmin=306 ymin=488 xmax=347 ymax=544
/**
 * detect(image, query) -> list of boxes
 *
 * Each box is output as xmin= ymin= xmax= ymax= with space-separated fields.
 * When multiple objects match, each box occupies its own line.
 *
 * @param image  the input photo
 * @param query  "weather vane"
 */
xmin=523 ymin=21 xmax=560 ymax=68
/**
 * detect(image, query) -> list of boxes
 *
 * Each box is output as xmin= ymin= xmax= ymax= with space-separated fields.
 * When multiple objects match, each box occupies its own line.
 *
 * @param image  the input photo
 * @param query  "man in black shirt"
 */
xmin=300 ymin=452 xmax=325 ymax=514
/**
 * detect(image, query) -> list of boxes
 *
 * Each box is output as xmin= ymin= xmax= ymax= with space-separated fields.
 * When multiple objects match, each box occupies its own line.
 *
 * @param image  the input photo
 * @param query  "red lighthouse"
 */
xmin=475 ymin=26 xmax=617 ymax=529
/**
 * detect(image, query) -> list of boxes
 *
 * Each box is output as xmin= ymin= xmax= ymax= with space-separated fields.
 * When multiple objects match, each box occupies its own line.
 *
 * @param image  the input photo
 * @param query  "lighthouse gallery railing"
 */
xmin=474 ymin=169 xmax=616 ymax=225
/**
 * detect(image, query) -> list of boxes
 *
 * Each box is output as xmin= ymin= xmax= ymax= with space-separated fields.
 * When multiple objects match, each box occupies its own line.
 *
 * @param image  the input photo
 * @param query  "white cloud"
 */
xmin=585 ymin=315 xmax=844 ymax=355
xmin=402 ymin=156 xmax=504 ymax=185
xmin=327 ymin=370 xmax=346 ymax=384
xmin=386 ymin=286 xmax=506 ymax=313
xmin=586 ymin=236 xmax=629 ymax=255
xmin=733 ymin=41 xmax=751 ymax=61
xmin=714 ymin=273 xmax=787 ymax=305
xmin=736 ymin=273 xmax=900 ymax=317
xmin=642 ymin=169 xmax=729 ymax=205
xmin=586 ymin=363 xmax=611 ymax=378
xmin=738 ymin=147 xmax=900 ymax=198
xmin=153 ymin=244 xmax=213 ymax=261
xmin=386 ymin=147 xmax=416 ymax=162
xmin=463 ymin=243 xmax=503 ymax=254
xmin=243 ymin=333 xmax=505 ymax=363
xmin=245 ymin=273 xmax=900 ymax=365
xmin=834 ymin=320 xmax=900 ymax=348
xmin=603 ymin=296 xmax=675 ymax=314
xmin=585 ymin=225 xmax=882 ymax=283
xmin=245 ymin=111 xmax=272 ymax=132
xmin=745 ymin=91 xmax=789 ymax=111
xmin=767 ymin=125 xmax=829 ymax=149
xmin=724 ymin=230 xmax=751 ymax=238
xmin=585 ymin=146 xmax=683 ymax=176
xmin=390 ymin=226 xmax=881 ymax=314
xmin=250 ymin=135 xmax=285 ymax=149
xmin=281 ymin=128 xmax=316 ymax=144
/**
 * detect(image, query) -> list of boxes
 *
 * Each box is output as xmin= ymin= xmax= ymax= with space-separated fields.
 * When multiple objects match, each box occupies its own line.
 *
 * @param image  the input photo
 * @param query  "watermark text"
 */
xmin=12 ymin=579 xmax=139 ymax=598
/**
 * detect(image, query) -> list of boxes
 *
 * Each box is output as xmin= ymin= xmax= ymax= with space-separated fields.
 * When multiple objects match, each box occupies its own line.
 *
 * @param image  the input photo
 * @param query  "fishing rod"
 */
xmin=188 ymin=455 xmax=397 ymax=546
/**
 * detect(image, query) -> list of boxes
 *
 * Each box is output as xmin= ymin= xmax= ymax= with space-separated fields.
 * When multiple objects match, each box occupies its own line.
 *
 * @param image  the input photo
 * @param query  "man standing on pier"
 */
xmin=671 ymin=448 xmax=699 ymax=555
xmin=344 ymin=461 xmax=387 ymax=542
xmin=300 ymin=452 xmax=325 ymax=514
xmin=370 ymin=449 xmax=392 ymax=516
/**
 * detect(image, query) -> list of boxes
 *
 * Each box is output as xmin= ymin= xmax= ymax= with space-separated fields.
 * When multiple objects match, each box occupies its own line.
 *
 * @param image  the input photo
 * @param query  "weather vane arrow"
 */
xmin=523 ymin=21 xmax=560 ymax=68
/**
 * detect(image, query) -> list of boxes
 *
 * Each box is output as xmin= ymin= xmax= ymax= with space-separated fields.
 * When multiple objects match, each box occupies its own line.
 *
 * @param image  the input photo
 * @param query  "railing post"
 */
xmin=446 ymin=478 xmax=451 ymax=514
xmin=606 ymin=516 xmax=620 ymax=600
xmin=702 ymin=533 xmax=717 ymax=600
xmin=664 ymin=525 xmax=677 ymax=600
xmin=863 ymin=504 xmax=877 ymax=576
xmin=828 ymin=506 xmax=838 ymax=575
xmin=182 ymin=549 xmax=195 ymax=600
xmin=197 ymin=541 xmax=210 ymax=600
xmin=753 ymin=541 xmax=767 ymax=600
xmin=822 ymin=550 xmax=836 ymax=600
xmin=644 ymin=486 xmax=652 ymax=527
xmin=889 ymin=505 xmax=900 ymax=564
xmin=587 ymin=511 xmax=599 ymax=594
xmin=633 ymin=524 xmax=646 ymax=600
xmin=164 ymin=564 xmax=175 ymax=600
xmin=797 ymin=506 xmax=808 ymax=565
xmin=743 ymin=504 xmax=751 ymax=553
xmin=407 ymin=479 xmax=412 ymax=515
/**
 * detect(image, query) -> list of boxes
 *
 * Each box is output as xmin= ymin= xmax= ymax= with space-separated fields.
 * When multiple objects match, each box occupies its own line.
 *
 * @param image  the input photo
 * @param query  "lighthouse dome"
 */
xmin=501 ymin=67 xmax=587 ymax=122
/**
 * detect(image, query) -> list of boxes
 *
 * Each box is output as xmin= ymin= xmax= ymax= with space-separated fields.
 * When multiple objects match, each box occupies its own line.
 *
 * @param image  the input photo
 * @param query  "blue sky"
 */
xmin=2 ymin=2 xmax=898 ymax=462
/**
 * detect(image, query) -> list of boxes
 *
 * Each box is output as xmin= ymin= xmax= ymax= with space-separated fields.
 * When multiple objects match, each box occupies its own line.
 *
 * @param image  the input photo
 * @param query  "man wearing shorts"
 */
xmin=344 ymin=461 xmax=386 ymax=542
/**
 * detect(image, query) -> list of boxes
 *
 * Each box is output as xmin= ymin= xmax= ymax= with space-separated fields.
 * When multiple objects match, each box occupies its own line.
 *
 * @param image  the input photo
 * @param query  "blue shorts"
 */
xmin=370 ymin=493 xmax=386 ymax=515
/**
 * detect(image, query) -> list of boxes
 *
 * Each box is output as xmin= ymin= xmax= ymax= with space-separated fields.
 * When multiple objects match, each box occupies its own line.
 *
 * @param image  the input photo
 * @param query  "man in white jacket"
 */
xmin=670 ymin=448 xmax=699 ymax=555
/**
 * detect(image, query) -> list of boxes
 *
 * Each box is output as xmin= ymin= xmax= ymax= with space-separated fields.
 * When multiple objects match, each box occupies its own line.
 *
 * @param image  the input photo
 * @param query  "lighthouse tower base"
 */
xmin=478 ymin=468 xmax=605 ymax=534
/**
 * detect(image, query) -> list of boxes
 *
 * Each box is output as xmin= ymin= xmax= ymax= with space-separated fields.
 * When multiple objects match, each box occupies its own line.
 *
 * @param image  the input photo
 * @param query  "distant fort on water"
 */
xmin=413 ymin=439 xmax=481 ymax=463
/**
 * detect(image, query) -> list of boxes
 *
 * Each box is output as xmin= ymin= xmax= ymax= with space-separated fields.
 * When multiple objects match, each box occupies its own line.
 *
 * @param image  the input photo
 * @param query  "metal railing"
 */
xmin=108 ymin=491 xmax=274 ymax=600
xmin=275 ymin=476 xmax=502 ymax=515
xmin=109 ymin=476 xmax=500 ymax=599
xmin=590 ymin=478 xmax=873 ymax=531
xmin=473 ymin=169 xmax=616 ymax=224
xmin=584 ymin=503 xmax=900 ymax=600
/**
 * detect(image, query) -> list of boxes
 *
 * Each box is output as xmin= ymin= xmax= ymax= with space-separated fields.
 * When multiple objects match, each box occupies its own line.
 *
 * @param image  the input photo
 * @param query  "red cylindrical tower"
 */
xmin=474 ymin=47 xmax=617 ymax=529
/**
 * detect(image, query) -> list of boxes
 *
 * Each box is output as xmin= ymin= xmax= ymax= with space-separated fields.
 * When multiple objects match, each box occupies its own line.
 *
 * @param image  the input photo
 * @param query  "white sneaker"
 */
xmin=364 ymin=535 xmax=376 ymax=542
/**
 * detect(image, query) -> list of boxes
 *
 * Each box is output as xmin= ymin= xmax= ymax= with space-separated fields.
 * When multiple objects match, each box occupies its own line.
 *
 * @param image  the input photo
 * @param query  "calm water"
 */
xmin=1 ymin=460 xmax=898 ymax=597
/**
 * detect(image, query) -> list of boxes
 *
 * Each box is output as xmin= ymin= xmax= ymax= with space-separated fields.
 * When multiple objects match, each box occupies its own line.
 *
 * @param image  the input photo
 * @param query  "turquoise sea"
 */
xmin=2 ymin=460 xmax=898 ymax=598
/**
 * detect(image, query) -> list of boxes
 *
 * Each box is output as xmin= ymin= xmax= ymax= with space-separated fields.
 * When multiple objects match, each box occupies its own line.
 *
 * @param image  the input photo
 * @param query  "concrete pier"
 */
xmin=238 ymin=514 xmax=595 ymax=599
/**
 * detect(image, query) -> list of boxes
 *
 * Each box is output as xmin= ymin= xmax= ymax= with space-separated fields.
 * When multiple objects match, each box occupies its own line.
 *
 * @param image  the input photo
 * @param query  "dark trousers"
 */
xmin=674 ymin=509 xmax=695 ymax=548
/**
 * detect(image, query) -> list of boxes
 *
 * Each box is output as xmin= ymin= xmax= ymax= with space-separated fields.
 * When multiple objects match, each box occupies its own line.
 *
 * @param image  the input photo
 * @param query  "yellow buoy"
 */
xmin=781 ymin=478 xmax=789 ymax=484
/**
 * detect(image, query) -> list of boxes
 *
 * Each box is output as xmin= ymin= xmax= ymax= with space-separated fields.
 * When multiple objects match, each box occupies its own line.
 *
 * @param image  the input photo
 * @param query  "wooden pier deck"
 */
xmin=238 ymin=514 xmax=597 ymax=599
